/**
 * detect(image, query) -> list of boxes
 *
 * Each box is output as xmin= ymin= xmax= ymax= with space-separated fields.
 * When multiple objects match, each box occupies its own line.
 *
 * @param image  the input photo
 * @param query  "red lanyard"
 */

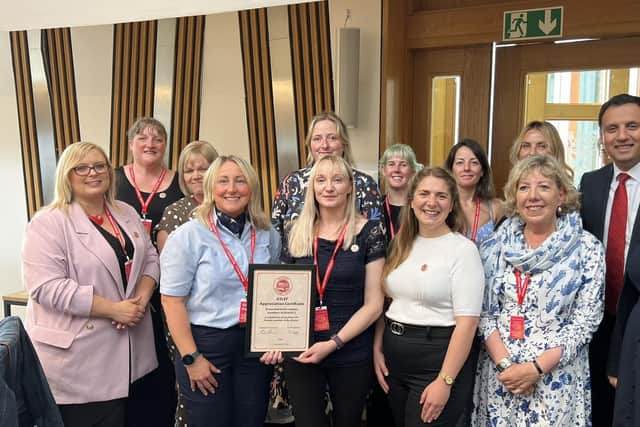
xmin=515 ymin=269 xmax=531 ymax=307
xmin=104 ymin=207 xmax=130 ymax=261
xmin=384 ymin=197 xmax=397 ymax=238
xmin=470 ymin=198 xmax=481 ymax=242
xmin=129 ymin=166 xmax=167 ymax=218
xmin=313 ymin=223 xmax=348 ymax=305
xmin=208 ymin=212 xmax=256 ymax=293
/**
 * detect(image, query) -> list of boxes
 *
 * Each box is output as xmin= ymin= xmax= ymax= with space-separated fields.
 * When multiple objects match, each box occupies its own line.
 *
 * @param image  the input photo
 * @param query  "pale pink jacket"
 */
xmin=22 ymin=201 xmax=159 ymax=404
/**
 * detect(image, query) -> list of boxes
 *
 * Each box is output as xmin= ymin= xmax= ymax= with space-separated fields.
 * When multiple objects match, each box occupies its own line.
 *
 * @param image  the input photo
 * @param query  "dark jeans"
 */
xmin=59 ymin=398 xmax=125 ymax=427
xmin=384 ymin=325 xmax=475 ymax=427
xmin=174 ymin=325 xmax=272 ymax=427
xmin=284 ymin=359 xmax=372 ymax=427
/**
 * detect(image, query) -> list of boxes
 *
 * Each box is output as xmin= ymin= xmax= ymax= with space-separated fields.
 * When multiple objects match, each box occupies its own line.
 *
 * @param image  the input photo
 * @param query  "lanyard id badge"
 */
xmin=313 ymin=224 xmax=347 ymax=332
xmin=509 ymin=269 xmax=531 ymax=340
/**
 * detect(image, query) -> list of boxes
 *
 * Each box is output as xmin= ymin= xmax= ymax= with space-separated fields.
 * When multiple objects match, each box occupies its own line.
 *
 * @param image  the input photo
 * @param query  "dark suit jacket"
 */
xmin=580 ymin=164 xmax=640 ymax=375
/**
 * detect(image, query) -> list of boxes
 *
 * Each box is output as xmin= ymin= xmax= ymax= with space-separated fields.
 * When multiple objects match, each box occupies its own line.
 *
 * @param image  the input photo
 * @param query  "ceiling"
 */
xmin=1 ymin=0 xmax=313 ymax=31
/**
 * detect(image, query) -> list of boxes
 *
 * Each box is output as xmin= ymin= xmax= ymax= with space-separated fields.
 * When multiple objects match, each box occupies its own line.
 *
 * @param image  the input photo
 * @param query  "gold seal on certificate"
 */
xmin=245 ymin=264 xmax=316 ymax=356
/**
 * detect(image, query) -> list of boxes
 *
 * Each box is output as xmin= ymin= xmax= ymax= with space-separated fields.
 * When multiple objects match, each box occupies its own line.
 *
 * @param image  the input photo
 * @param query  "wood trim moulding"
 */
xmin=10 ymin=31 xmax=43 ymax=219
xmin=42 ymin=27 xmax=81 ymax=157
xmin=288 ymin=1 xmax=334 ymax=166
xmin=169 ymin=15 xmax=205 ymax=169
xmin=239 ymin=8 xmax=279 ymax=214
xmin=110 ymin=20 xmax=157 ymax=167
xmin=406 ymin=0 xmax=640 ymax=50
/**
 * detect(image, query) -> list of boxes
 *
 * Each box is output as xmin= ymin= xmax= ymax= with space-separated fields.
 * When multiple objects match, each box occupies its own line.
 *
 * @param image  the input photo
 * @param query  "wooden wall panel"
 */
xmin=110 ymin=21 xmax=157 ymax=167
xmin=10 ymin=31 xmax=43 ymax=219
xmin=42 ymin=28 xmax=81 ymax=156
xmin=170 ymin=16 xmax=205 ymax=169
xmin=239 ymin=8 xmax=279 ymax=213
xmin=288 ymin=1 xmax=334 ymax=165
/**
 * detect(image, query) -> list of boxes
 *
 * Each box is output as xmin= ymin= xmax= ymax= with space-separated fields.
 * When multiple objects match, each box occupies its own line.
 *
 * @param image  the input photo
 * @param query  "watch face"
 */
xmin=182 ymin=354 xmax=194 ymax=365
xmin=444 ymin=375 xmax=453 ymax=385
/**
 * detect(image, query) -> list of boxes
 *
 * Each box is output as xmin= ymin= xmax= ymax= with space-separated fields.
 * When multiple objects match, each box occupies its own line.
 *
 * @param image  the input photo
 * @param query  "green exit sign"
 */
xmin=503 ymin=7 xmax=563 ymax=41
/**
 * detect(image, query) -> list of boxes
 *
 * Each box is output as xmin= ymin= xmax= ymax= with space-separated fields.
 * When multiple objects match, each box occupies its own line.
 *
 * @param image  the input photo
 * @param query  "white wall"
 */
xmin=199 ymin=12 xmax=251 ymax=159
xmin=329 ymin=0 xmax=382 ymax=181
xmin=0 ymin=32 xmax=29 ymax=316
xmin=72 ymin=25 xmax=113 ymax=154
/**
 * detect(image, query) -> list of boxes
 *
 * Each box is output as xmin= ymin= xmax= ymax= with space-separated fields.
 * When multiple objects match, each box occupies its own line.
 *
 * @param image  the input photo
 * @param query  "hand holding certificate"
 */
xmin=245 ymin=264 xmax=316 ymax=357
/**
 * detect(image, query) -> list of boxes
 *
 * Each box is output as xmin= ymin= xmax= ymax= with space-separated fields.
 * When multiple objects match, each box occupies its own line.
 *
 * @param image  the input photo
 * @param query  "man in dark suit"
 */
xmin=580 ymin=93 xmax=640 ymax=426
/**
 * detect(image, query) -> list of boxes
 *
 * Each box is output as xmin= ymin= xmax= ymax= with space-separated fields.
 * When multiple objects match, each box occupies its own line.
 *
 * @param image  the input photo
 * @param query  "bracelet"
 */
xmin=330 ymin=334 xmax=344 ymax=350
xmin=532 ymin=360 xmax=545 ymax=376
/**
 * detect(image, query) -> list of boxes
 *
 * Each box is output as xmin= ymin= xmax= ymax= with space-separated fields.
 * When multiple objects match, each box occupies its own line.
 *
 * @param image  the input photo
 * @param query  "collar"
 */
xmin=613 ymin=161 xmax=640 ymax=183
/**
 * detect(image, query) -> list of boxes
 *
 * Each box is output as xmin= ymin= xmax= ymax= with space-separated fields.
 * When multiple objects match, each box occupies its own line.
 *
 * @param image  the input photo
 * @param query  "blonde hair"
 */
xmin=287 ymin=156 xmax=359 ymax=257
xmin=382 ymin=167 xmax=464 ymax=286
xmin=194 ymin=155 xmax=270 ymax=230
xmin=503 ymin=155 xmax=580 ymax=217
xmin=305 ymin=111 xmax=355 ymax=167
xmin=177 ymin=141 xmax=219 ymax=195
xmin=509 ymin=121 xmax=574 ymax=178
xmin=49 ymin=142 xmax=115 ymax=210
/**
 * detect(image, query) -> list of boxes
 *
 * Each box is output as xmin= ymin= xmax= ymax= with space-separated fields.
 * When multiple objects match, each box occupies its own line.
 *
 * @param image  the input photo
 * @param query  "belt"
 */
xmin=385 ymin=317 xmax=454 ymax=338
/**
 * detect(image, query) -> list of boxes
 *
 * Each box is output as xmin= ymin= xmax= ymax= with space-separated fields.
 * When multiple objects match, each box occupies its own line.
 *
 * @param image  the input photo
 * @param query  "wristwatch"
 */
xmin=496 ymin=357 xmax=513 ymax=373
xmin=181 ymin=350 xmax=202 ymax=366
xmin=440 ymin=372 xmax=454 ymax=386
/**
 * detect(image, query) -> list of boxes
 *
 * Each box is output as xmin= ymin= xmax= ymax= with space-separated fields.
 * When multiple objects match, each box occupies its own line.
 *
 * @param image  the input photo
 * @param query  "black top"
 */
xmin=90 ymin=220 xmax=134 ymax=291
xmin=383 ymin=201 xmax=403 ymax=243
xmin=115 ymin=167 xmax=183 ymax=244
xmin=282 ymin=220 xmax=386 ymax=367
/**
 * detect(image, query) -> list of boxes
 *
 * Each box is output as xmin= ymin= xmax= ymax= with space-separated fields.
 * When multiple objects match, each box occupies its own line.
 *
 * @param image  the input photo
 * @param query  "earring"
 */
xmin=557 ymin=205 xmax=562 ymax=216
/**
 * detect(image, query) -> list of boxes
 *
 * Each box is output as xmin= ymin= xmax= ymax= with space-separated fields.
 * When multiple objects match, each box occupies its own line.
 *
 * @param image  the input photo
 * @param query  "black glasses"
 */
xmin=72 ymin=163 xmax=109 ymax=176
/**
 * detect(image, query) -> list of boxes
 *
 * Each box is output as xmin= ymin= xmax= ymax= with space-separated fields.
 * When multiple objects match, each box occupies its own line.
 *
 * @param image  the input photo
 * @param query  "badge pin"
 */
xmin=350 ymin=244 xmax=359 ymax=252
xmin=159 ymin=192 xmax=167 ymax=199
xmin=134 ymin=232 xmax=139 ymax=238
xmin=420 ymin=264 xmax=427 ymax=272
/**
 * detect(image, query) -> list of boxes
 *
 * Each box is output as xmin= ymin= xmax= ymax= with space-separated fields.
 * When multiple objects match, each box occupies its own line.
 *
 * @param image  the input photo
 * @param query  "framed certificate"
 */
xmin=245 ymin=264 xmax=316 ymax=357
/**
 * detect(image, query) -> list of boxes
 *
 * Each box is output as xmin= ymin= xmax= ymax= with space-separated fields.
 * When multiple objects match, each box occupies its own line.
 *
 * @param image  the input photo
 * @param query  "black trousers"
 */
xmin=59 ymin=398 xmax=125 ymax=427
xmin=383 ymin=324 xmax=475 ymax=427
xmin=589 ymin=312 xmax=616 ymax=427
xmin=174 ymin=325 xmax=272 ymax=427
xmin=284 ymin=359 xmax=372 ymax=427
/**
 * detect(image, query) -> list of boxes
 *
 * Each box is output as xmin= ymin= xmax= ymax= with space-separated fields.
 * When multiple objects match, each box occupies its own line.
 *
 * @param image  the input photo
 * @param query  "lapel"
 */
xmin=593 ymin=165 xmax=614 ymax=240
xmin=69 ymin=202 xmax=125 ymax=299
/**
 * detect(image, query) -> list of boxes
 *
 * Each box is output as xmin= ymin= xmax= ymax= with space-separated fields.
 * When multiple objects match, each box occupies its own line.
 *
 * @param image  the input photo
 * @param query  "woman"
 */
xmin=280 ymin=155 xmax=385 ymax=427
xmin=22 ymin=142 xmax=159 ymax=427
xmin=379 ymin=143 xmax=422 ymax=242
xmin=115 ymin=117 xmax=182 ymax=426
xmin=446 ymin=138 xmax=503 ymax=245
xmin=155 ymin=140 xmax=218 ymax=426
xmin=160 ymin=155 xmax=281 ymax=427
xmin=509 ymin=121 xmax=573 ymax=178
xmin=472 ymin=156 xmax=605 ymax=426
xmin=156 ymin=140 xmax=218 ymax=252
xmin=374 ymin=166 xmax=484 ymax=426
xmin=272 ymin=111 xmax=384 ymax=241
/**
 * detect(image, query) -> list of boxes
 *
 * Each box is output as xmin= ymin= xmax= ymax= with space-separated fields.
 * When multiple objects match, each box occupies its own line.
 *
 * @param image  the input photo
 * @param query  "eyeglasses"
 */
xmin=72 ymin=163 xmax=109 ymax=176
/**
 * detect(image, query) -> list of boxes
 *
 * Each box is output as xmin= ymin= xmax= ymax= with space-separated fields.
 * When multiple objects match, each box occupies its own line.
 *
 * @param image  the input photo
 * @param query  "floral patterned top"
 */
xmin=271 ymin=166 xmax=385 ymax=246
xmin=472 ymin=212 xmax=605 ymax=427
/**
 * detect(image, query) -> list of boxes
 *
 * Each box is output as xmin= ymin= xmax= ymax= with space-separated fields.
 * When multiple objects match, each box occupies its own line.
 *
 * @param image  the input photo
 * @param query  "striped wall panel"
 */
xmin=239 ymin=8 xmax=279 ymax=213
xmin=169 ymin=15 xmax=205 ymax=169
xmin=10 ymin=31 xmax=43 ymax=219
xmin=42 ymin=28 xmax=81 ymax=156
xmin=110 ymin=21 xmax=157 ymax=167
xmin=288 ymin=1 xmax=334 ymax=166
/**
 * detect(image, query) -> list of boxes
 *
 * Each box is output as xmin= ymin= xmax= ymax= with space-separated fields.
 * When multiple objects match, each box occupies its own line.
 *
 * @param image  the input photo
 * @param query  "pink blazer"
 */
xmin=22 ymin=201 xmax=160 ymax=404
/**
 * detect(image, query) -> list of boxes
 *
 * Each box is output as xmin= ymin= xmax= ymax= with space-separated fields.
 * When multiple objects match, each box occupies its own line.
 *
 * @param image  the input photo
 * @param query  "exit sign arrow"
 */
xmin=538 ymin=9 xmax=558 ymax=35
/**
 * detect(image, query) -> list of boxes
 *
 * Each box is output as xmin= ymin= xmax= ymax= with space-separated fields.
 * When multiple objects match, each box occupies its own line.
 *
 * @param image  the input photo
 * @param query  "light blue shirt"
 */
xmin=160 ymin=215 xmax=281 ymax=328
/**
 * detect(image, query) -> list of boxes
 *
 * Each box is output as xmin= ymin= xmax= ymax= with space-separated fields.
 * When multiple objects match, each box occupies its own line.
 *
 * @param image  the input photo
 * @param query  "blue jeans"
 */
xmin=174 ymin=325 xmax=272 ymax=427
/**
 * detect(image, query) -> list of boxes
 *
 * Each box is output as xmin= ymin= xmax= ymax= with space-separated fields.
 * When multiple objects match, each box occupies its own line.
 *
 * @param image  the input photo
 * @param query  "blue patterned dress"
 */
xmin=472 ymin=212 xmax=605 ymax=426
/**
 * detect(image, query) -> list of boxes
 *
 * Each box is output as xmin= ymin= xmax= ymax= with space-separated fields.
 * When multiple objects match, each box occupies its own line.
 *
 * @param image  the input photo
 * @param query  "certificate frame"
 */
xmin=245 ymin=264 xmax=316 ymax=357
